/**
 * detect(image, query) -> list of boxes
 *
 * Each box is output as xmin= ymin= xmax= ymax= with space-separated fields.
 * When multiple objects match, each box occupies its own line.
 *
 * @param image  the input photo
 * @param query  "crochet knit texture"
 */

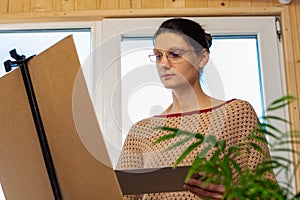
xmin=117 ymin=99 xmax=272 ymax=200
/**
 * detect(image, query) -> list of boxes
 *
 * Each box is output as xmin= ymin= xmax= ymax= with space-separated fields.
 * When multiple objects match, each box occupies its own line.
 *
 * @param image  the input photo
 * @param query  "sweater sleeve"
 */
xmin=239 ymin=101 xmax=277 ymax=181
xmin=116 ymin=122 xmax=145 ymax=170
xmin=116 ymin=122 xmax=145 ymax=200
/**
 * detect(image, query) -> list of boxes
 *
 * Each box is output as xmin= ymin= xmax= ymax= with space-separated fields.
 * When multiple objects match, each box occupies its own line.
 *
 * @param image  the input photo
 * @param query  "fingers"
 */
xmin=187 ymin=178 xmax=225 ymax=194
xmin=184 ymin=176 xmax=225 ymax=199
xmin=183 ymin=184 xmax=223 ymax=200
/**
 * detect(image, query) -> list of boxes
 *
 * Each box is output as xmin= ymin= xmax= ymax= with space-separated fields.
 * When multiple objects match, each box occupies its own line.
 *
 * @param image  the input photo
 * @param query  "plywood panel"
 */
xmin=0 ymin=66 xmax=54 ymax=200
xmin=208 ymin=0 xmax=230 ymax=7
xmin=28 ymin=35 xmax=123 ymax=200
xmin=141 ymin=0 xmax=164 ymax=8
xmin=76 ymin=0 xmax=97 ymax=10
xmin=31 ymin=0 xmax=52 ymax=11
xmin=97 ymin=0 xmax=119 ymax=9
xmin=164 ymin=0 xmax=185 ymax=8
xmin=186 ymin=0 xmax=208 ymax=7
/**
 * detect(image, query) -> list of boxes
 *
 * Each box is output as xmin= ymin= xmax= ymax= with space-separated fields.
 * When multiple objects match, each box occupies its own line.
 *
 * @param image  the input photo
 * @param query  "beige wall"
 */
xmin=0 ymin=0 xmax=299 ymax=191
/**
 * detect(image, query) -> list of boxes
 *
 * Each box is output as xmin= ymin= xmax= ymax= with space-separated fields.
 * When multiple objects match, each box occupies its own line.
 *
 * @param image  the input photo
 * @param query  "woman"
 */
xmin=117 ymin=17 xmax=273 ymax=199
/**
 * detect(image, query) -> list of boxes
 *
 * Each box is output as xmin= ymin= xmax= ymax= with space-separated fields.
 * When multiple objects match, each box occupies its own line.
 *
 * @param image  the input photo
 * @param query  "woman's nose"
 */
xmin=159 ymin=53 xmax=171 ymax=68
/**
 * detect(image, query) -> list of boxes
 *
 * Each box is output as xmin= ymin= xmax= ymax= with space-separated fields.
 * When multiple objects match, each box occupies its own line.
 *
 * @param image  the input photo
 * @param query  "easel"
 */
xmin=4 ymin=50 xmax=62 ymax=200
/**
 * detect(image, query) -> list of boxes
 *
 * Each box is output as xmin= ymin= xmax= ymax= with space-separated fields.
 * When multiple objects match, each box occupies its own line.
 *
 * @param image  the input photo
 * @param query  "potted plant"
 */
xmin=154 ymin=96 xmax=300 ymax=199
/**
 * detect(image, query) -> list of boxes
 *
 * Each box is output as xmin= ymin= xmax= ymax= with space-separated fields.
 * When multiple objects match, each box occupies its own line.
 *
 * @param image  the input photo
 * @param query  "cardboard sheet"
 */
xmin=0 ymin=35 xmax=123 ymax=200
xmin=0 ymin=35 xmax=191 ymax=199
xmin=0 ymin=59 xmax=54 ymax=200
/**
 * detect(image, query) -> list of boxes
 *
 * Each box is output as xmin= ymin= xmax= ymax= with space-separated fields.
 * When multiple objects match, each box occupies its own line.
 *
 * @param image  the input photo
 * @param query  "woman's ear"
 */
xmin=199 ymin=49 xmax=209 ymax=68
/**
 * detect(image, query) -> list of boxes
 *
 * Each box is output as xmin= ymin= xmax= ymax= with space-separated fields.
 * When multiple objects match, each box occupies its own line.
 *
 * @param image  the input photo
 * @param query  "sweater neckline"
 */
xmin=154 ymin=99 xmax=236 ymax=118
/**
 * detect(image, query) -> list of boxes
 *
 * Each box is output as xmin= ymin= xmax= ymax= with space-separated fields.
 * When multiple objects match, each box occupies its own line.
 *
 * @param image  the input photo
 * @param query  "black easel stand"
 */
xmin=4 ymin=49 xmax=63 ymax=200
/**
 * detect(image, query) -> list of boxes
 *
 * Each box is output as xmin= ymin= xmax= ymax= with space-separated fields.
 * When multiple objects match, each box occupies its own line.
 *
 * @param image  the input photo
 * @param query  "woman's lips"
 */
xmin=161 ymin=74 xmax=175 ymax=80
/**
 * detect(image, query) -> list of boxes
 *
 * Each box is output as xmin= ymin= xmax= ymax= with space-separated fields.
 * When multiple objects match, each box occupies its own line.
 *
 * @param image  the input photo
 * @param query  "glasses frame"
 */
xmin=148 ymin=49 xmax=202 ymax=63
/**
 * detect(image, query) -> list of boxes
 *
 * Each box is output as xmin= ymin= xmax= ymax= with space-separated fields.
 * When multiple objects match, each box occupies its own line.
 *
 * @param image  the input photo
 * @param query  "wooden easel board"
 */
xmin=0 ymin=35 xmax=192 ymax=199
xmin=0 ymin=36 xmax=123 ymax=200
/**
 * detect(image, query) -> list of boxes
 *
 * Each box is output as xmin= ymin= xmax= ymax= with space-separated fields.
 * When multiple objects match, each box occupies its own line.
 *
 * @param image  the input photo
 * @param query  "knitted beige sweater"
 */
xmin=117 ymin=99 xmax=272 ymax=200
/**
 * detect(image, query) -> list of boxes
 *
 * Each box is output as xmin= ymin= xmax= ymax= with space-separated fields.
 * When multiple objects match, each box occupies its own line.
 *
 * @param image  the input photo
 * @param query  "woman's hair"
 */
xmin=153 ymin=17 xmax=212 ymax=51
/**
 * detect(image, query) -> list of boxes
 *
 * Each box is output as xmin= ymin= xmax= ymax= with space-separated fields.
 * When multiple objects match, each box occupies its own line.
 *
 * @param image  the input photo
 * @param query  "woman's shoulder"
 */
xmin=126 ymin=117 xmax=161 ymax=136
xmin=225 ymin=99 xmax=259 ymax=122
xmin=226 ymin=98 xmax=256 ymax=112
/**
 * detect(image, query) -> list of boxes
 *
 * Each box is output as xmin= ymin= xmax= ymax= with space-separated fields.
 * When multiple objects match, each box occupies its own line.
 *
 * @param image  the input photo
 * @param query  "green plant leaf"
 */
xmin=259 ymin=122 xmax=285 ymax=135
xmin=249 ymin=142 xmax=265 ymax=154
xmin=184 ymin=156 xmax=202 ymax=182
xmin=253 ymin=127 xmax=281 ymax=140
xmin=271 ymin=156 xmax=294 ymax=165
xmin=267 ymin=95 xmax=295 ymax=111
xmin=261 ymin=115 xmax=290 ymax=123
xmin=173 ymin=140 xmax=203 ymax=168
xmin=250 ymin=134 xmax=269 ymax=144
xmin=165 ymin=135 xmax=194 ymax=152
xmin=197 ymin=143 xmax=213 ymax=159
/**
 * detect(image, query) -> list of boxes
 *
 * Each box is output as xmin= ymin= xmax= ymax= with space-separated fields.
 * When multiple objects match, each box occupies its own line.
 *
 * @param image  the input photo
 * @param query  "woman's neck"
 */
xmin=167 ymin=84 xmax=212 ymax=114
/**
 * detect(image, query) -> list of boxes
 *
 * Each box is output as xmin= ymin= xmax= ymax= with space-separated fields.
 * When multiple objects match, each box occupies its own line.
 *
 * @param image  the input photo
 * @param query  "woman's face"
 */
xmin=154 ymin=32 xmax=204 ymax=90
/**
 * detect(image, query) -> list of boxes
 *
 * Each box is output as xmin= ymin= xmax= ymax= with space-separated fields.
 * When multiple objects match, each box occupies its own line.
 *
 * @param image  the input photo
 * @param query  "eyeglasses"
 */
xmin=148 ymin=49 xmax=201 ymax=63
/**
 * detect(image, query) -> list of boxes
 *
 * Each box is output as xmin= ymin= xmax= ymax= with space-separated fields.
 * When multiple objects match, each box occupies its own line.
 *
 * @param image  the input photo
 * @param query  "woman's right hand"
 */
xmin=183 ymin=173 xmax=225 ymax=200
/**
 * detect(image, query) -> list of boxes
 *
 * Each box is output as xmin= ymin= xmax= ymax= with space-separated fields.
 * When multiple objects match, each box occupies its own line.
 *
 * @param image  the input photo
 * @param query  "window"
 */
xmin=0 ymin=30 xmax=90 ymax=76
xmin=0 ymin=184 xmax=5 ymax=200
xmin=121 ymin=35 xmax=263 ymax=141
xmin=100 ymin=16 xmax=287 ymax=147
xmin=99 ymin=17 xmax=293 ymax=190
xmin=0 ymin=21 xmax=101 ymax=94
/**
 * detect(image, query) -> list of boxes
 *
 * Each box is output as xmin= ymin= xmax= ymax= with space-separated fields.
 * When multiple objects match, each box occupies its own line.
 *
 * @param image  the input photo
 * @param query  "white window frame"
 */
xmin=0 ymin=21 xmax=101 ymax=93
xmin=98 ymin=17 xmax=294 ymax=190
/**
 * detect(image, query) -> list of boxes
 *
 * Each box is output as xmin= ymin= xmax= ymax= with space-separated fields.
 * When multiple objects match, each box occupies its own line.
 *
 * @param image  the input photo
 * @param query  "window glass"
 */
xmin=0 ymin=30 xmax=91 ymax=78
xmin=121 ymin=36 xmax=263 ymax=143
xmin=0 ymin=183 xmax=5 ymax=200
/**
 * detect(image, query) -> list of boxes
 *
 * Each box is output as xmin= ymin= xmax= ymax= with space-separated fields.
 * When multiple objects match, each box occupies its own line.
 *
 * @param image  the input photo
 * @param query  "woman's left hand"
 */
xmin=183 ymin=175 xmax=225 ymax=200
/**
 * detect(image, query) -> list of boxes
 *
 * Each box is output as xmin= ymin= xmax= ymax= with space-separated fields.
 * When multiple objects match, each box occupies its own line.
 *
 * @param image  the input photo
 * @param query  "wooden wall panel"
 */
xmin=208 ymin=0 xmax=230 ymax=7
xmin=61 ymin=0 xmax=75 ymax=11
xmin=287 ymin=0 xmax=300 ymax=190
xmin=230 ymin=0 xmax=251 ymax=7
xmin=131 ymin=0 xmax=142 ymax=9
xmin=31 ymin=0 xmax=52 ymax=11
xmin=185 ymin=0 xmax=208 ymax=7
xmin=119 ymin=0 xmax=131 ymax=9
xmin=97 ymin=0 xmax=119 ymax=10
xmin=251 ymin=0 xmax=269 ymax=7
xmin=141 ymin=0 xmax=164 ymax=8
xmin=272 ymin=0 xmax=282 ymax=6
xmin=164 ymin=0 xmax=185 ymax=8
xmin=8 ymin=0 xmax=31 ymax=12
xmin=76 ymin=0 xmax=97 ymax=11
xmin=0 ymin=0 xmax=8 ymax=12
